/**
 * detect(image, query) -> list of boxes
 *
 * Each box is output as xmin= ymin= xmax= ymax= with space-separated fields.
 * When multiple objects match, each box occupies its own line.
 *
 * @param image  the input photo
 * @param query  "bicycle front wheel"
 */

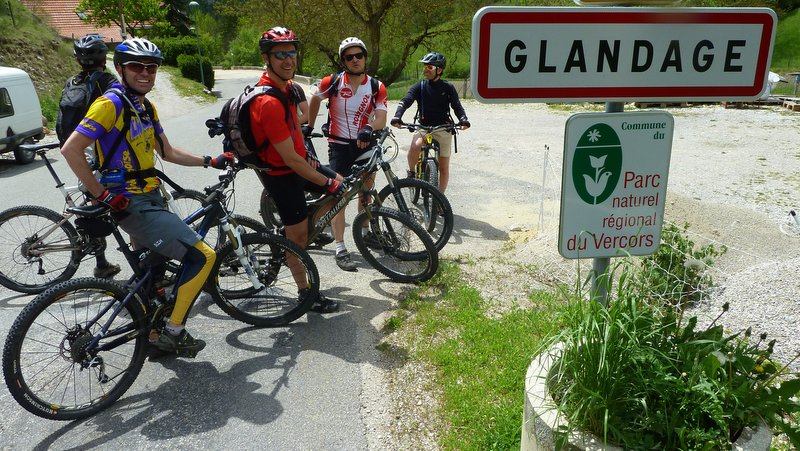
xmin=378 ymin=178 xmax=453 ymax=251
xmin=0 ymin=205 xmax=82 ymax=294
xmin=208 ymin=233 xmax=319 ymax=327
xmin=353 ymin=206 xmax=439 ymax=283
xmin=422 ymin=159 xmax=439 ymax=192
xmin=2 ymin=278 xmax=148 ymax=420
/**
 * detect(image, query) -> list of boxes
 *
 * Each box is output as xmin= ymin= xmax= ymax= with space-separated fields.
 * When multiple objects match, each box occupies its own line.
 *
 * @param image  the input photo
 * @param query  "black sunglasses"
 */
xmin=344 ymin=52 xmax=365 ymax=62
xmin=270 ymin=50 xmax=298 ymax=60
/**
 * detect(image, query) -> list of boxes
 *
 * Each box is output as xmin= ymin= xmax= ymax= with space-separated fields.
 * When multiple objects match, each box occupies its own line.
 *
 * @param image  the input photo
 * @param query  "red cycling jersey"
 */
xmin=250 ymin=73 xmax=305 ymax=176
xmin=315 ymin=73 xmax=388 ymax=143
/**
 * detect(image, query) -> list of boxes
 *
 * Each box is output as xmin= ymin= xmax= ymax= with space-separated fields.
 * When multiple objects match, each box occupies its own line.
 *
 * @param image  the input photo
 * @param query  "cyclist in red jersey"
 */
xmin=306 ymin=37 xmax=388 ymax=272
xmin=251 ymin=26 xmax=344 ymax=313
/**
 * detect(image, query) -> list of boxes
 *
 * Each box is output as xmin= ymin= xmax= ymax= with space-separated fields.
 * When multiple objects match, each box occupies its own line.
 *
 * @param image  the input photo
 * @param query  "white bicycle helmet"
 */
xmin=338 ymin=37 xmax=367 ymax=59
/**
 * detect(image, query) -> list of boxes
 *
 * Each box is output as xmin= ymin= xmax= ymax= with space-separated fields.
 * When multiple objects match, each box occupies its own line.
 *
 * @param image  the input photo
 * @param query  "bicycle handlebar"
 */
xmin=399 ymin=123 xmax=461 ymax=134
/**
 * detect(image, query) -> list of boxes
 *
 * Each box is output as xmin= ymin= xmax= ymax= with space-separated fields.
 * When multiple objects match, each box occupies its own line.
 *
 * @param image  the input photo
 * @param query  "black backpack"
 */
xmin=321 ymin=72 xmax=380 ymax=139
xmin=56 ymin=71 xmax=113 ymax=145
xmin=218 ymin=84 xmax=291 ymax=168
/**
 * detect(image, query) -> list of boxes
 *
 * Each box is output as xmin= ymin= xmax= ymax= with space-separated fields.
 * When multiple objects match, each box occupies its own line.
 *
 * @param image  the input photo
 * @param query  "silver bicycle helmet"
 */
xmin=113 ymin=38 xmax=163 ymax=66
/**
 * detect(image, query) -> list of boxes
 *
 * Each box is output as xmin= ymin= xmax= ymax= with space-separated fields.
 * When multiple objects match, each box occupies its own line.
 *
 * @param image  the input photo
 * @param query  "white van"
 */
xmin=0 ymin=66 xmax=45 ymax=164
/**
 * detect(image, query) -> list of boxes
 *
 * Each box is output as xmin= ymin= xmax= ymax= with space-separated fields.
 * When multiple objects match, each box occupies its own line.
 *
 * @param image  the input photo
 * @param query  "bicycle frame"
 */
xmin=17 ymin=143 xmax=191 ymax=261
xmin=71 ymin=164 xmax=261 ymax=360
xmin=304 ymin=129 xmax=402 ymax=245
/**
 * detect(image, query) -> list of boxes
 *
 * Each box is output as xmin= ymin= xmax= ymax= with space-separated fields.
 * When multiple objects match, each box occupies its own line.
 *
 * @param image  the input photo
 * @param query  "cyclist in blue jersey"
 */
xmin=60 ymin=38 xmax=233 ymax=357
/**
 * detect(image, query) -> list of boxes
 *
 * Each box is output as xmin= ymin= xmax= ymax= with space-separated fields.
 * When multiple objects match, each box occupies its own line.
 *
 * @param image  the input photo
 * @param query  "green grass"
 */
xmin=772 ymin=9 xmax=800 ymax=71
xmin=388 ymin=261 xmax=563 ymax=449
xmin=159 ymin=66 xmax=216 ymax=102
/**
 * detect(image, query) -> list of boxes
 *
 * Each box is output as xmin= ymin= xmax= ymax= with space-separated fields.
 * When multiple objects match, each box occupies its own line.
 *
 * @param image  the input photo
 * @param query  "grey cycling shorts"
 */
xmin=115 ymin=190 xmax=201 ymax=260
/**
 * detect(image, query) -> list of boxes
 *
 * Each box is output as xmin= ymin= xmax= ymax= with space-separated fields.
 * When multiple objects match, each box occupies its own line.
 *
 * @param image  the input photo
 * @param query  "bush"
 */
xmin=540 ymin=258 xmax=800 ymax=449
xmin=176 ymin=54 xmax=214 ymax=90
xmin=156 ymin=36 xmax=199 ymax=66
xmin=223 ymin=25 xmax=263 ymax=68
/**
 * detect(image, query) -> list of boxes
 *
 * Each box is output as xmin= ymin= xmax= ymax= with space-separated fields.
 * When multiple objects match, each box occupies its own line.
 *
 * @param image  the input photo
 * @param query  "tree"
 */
xmin=75 ymin=0 xmax=163 ymax=37
xmin=215 ymin=0 xmax=478 ymax=85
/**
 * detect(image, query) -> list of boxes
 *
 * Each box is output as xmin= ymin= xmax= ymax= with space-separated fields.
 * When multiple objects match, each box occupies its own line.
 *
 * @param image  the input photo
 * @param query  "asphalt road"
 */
xmin=0 ymin=71 xmax=411 ymax=450
xmin=0 ymin=69 xmax=540 ymax=449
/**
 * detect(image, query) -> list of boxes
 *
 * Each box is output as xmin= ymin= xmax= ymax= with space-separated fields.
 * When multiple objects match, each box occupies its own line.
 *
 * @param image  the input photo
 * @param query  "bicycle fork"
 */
xmin=220 ymin=218 xmax=264 ymax=291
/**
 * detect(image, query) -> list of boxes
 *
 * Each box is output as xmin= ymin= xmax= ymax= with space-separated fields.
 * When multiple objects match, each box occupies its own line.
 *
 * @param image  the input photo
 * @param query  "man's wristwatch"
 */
xmin=203 ymin=155 xmax=212 ymax=168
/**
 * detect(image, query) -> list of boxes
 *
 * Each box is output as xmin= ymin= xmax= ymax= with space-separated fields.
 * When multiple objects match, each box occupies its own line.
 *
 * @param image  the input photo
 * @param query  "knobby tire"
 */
xmin=207 ymin=232 xmax=319 ymax=326
xmin=0 ymin=205 xmax=82 ymax=294
xmin=2 ymin=278 xmax=148 ymax=420
xmin=352 ymin=206 xmax=438 ymax=283
xmin=377 ymin=178 xmax=453 ymax=251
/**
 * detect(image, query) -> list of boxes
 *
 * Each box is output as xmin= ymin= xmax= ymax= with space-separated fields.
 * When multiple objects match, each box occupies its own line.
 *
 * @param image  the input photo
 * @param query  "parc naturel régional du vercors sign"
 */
xmin=470 ymin=7 xmax=777 ymax=103
xmin=559 ymin=111 xmax=674 ymax=259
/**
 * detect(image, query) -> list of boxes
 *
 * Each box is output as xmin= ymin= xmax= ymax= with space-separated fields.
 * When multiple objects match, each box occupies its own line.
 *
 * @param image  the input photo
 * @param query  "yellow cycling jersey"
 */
xmin=77 ymin=91 xmax=164 ymax=195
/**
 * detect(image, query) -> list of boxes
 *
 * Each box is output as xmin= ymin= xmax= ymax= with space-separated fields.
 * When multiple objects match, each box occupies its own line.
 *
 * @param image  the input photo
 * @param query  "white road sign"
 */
xmin=559 ymin=111 xmax=674 ymax=259
xmin=471 ymin=7 xmax=777 ymax=102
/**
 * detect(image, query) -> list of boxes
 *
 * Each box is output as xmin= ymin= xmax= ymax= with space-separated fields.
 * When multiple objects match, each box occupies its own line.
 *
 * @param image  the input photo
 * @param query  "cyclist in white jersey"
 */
xmin=307 ymin=37 xmax=388 ymax=272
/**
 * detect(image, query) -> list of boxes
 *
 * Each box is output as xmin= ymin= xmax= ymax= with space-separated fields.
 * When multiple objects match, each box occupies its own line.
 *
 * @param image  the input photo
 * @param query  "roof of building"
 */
xmin=20 ymin=0 xmax=124 ymax=44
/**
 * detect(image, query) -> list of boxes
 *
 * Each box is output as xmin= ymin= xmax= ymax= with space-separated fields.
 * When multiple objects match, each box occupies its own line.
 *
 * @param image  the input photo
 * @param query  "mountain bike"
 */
xmin=400 ymin=123 xmax=460 ymax=202
xmin=252 ymin=132 xmax=439 ymax=282
xmin=260 ymin=129 xmax=454 ymax=252
xmin=2 ymin=160 xmax=319 ymax=420
xmin=0 ymin=142 xmax=265 ymax=294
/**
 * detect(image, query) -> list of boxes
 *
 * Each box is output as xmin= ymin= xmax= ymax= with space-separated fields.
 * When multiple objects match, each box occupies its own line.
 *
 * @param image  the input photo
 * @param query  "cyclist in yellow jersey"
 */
xmin=60 ymin=38 xmax=233 ymax=357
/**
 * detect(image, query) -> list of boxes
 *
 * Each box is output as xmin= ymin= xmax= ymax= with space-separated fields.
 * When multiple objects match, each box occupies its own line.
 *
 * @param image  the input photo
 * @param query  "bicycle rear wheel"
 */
xmin=378 ymin=178 xmax=453 ymax=251
xmin=0 ymin=205 xmax=82 ymax=294
xmin=259 ymin=188 xmax=283 ymax=230
xmin=2 ymin=278 xmax=148 ymax=420
xmin=352 ymin=206 xmax=438 ymax=283
xmin=207 ymin=233 xmax=319 ymax=327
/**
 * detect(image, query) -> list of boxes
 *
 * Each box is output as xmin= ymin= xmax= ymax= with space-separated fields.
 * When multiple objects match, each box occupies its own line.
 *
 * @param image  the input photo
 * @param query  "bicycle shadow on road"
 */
xmin=447 ymin=213 xmax=509 ymax=246
xmin=31 ymin=329 xmax=297 ymax=450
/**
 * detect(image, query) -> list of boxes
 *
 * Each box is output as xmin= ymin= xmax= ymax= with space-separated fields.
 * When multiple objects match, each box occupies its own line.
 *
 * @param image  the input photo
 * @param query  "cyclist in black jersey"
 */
xmin=60 ymin=34 xmax=121 ymax=279
xmin=391 ymin=52 xmax=470 ymax=194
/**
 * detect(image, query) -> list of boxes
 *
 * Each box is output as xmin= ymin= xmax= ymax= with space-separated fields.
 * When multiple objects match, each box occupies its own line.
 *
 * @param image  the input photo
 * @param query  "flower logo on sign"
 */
xmin=572 ymin=124 xmax=622 ymax=205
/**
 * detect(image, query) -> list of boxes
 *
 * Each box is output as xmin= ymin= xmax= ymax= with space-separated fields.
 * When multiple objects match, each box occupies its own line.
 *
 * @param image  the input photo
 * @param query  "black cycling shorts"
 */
xmin=328 ymin=141 xmax=372 ymax=177
xmin=257 ymin=171 xmax=326 ymax=227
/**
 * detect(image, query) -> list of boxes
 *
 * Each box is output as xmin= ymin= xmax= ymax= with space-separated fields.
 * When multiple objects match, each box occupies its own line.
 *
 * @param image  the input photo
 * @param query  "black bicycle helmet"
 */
xmin=74 ymin=34 xmax=108 ymax=67
xmin=419 ymin=52 xmax=446 ymax=69
xmin=113 ymin=38 xmax=163 ymax=66
xmin=259 ymin=27 xmax=299 ymax=54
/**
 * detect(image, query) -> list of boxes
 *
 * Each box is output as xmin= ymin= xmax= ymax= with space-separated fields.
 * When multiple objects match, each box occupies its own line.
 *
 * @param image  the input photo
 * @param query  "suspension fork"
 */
xmin=380 ymin=162 xmax=411 ymax=213
xmin=219 ymin=216 xmax=264 ymax=291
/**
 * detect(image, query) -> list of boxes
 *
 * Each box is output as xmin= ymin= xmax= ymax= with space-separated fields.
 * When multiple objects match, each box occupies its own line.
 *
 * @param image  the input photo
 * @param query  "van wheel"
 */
xmin=13 ymin=138 xmax=36 ymax=164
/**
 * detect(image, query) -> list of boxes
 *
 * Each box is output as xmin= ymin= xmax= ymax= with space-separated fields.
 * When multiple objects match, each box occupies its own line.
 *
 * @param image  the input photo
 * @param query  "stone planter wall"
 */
xmin=521 ymin=346 xmax=773 ymax=451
